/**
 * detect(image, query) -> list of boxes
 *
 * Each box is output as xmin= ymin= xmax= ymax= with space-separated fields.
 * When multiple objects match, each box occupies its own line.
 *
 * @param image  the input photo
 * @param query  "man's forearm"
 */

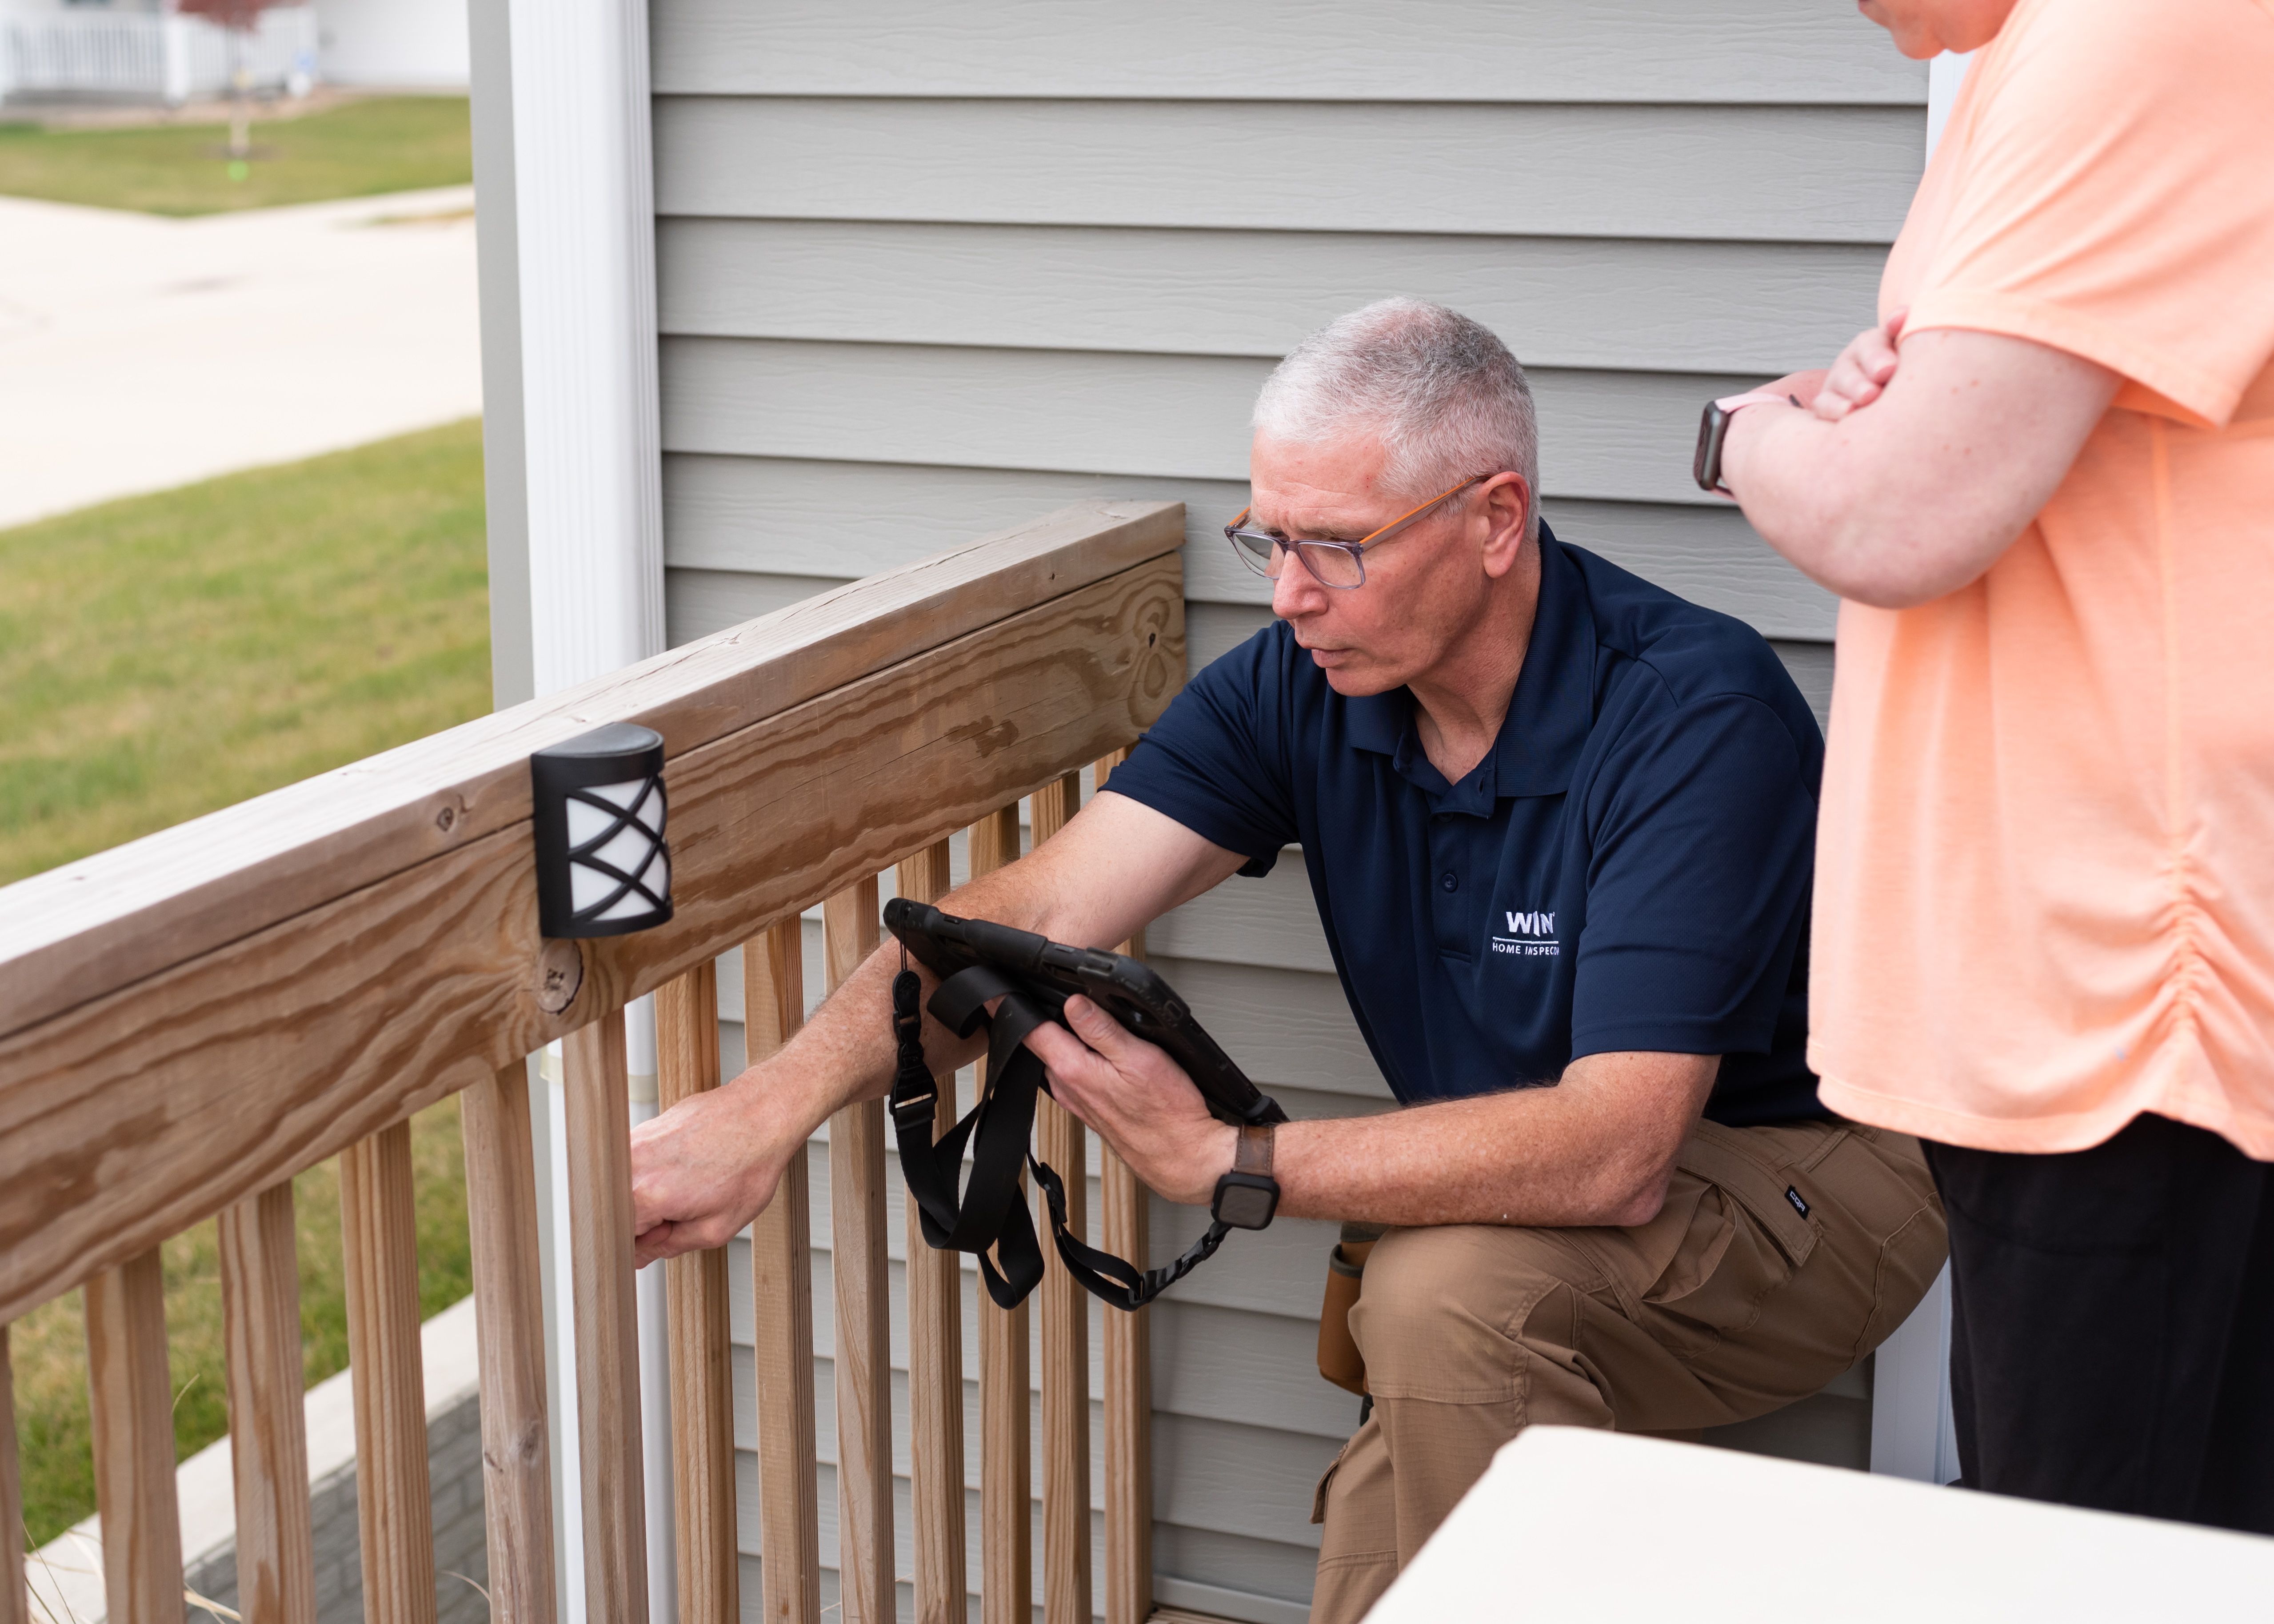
xmin=718 ymin=857 xmax=1048 ymax=1144
xmin=1274 ymin=1053 xmax=1714 ymax=1228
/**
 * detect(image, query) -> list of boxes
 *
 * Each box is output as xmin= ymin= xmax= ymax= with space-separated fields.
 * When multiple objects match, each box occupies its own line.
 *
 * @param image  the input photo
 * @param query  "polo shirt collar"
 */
xmin=1344 ymin=523 xmax=1596 ymax=809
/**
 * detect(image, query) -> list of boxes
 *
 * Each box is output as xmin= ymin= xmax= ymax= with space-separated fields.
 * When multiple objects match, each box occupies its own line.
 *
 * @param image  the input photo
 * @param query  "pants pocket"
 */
xmin=1632 ymin=1123 xmax=1835 ymax=1349
xmin=1676 ymin=1121 xmax=1829 ymax=1271
xmin=1311 ymin=1427 xmax=1363 ymax=1525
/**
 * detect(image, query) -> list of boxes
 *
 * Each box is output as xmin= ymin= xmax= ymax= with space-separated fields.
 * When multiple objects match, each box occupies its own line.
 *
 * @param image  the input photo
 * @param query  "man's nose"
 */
xmin=1271 ymin=551 xmax=1324 ymax=620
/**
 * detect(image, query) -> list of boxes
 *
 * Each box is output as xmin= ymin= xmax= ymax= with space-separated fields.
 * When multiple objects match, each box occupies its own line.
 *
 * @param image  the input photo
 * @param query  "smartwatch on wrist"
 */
xmin=1693 ymin=388 xmax=1802 ymax=496
xmin=1211 ymin=1123 xmax=1279 ymax=1230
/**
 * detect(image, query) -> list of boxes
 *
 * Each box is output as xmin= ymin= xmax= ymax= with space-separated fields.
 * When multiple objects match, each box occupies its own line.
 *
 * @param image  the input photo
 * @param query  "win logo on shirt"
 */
xmin=1492 ymin=910 xmax=1560 ymax=958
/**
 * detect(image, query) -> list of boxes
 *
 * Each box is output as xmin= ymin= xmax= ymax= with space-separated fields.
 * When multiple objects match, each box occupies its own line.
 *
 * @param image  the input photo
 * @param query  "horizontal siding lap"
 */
xmin=659 ymin=459 xmax=1837 ymax=641
xmin=652 ymin=98 xmax=1922 ymax=245
xmin=1146 ymin=954 xmax=1388 ymax=1102
xmin=658 ymin=337 xmax=1763 ymax=507
xmin=651 ymin=0 xmax=1926 ymax=104
xmin=655 ymin=219 xmax=1884 ymax=374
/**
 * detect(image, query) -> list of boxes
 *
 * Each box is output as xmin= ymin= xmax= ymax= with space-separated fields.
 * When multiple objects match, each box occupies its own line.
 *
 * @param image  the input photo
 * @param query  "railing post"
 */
xmin=564 ymin=1009 xmax=651 ymax=1624
xmin=464 ymin=1061 xmax=559 ymax=1624
xmin=1095 ymin=748 xmax=1155 ymax=1624
xmin=341 ymin=1121 xmax=438 ymax=1624
xmin=3 ymin=1323 xmax=28 ymax=1624
xmin=896 ymin=839 xmax=968 ymax=1624
xmin=217 ymin=1181 xmax=317 ymax=1624
xmin=745 ymin=919 xmax=821 ymax=1624
xmin=968 ymin=804 xmax=1030 ymax=1624
xmin=657 ymin=963 xmax=739 ymax=1624
xmin=1029 ymin=774 xmax=1092 ymax=1624
xmin=825 ymin=880 xmax=895 ymax=1624
xmin=84 ymin=1248 xmax=183 ymax=1624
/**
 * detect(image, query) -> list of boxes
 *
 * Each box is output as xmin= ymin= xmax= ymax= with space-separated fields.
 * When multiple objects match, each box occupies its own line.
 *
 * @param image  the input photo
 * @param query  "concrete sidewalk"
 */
xmin=0 ymin=184 xmax=482 ymax=531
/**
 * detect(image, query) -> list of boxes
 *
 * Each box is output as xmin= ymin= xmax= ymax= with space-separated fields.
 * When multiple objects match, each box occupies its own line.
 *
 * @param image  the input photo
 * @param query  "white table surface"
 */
xmin=1367 ymin=1425 xmax=2274 ymax=1622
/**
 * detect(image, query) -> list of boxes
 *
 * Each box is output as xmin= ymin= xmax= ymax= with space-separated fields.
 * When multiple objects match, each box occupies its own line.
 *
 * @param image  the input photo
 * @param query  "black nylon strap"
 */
xmin=889 ymin=964 xmax=1236 ymax=1312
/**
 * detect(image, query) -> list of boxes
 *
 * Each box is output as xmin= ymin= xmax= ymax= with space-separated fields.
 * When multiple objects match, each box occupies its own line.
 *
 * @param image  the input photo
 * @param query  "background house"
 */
xmin=467 ymin=6 xmax=1955 ymax=1622
xmin=0 ymin=0 xmax=465 ymax=104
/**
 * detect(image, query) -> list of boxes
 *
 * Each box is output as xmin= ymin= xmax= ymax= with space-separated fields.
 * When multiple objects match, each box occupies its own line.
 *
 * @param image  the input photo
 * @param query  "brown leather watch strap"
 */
xmin=1234 ymin=1122 xmax=1275 ymax=1179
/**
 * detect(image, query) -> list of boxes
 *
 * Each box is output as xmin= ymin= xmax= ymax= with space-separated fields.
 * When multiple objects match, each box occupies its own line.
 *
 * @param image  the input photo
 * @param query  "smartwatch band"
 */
xmin=1235 ymin=1122 xmax=1275 ymax=1179
xmin=1693 ymin=388 xmax=1802 ymax=496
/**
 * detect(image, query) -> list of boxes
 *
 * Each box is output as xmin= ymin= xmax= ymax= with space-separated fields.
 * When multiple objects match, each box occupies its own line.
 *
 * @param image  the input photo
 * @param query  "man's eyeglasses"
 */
xmin=1224 ymin=474 xmax=1495 ymax=590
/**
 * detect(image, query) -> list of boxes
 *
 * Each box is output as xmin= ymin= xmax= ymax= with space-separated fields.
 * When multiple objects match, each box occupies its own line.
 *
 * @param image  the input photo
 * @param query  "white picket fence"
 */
xmin=0 ymin=7 xmax=318 ymax=105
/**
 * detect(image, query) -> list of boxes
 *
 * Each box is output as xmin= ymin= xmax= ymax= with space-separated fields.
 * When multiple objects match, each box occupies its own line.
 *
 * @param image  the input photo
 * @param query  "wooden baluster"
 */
xmin=84 ymin=1248 xmax=182 ymax=1624
xmin=824 ymin=880 xmax=894 ymax=1624
xmin=463 ymin=1061 xmax=558 ymax=1624
xmin=895 ymin=839 xmax=967 ymax=1624
xmin=563 ymin=1009 xmax=650 ymax=1624
xmin=1094 ymin=749 xmax=1154 ymax=1624
xmin=967 ymin=804 xmax=1029 ymax=1624
xmin=341 ymin=1121 xmax=437 ymax=1624
xmin=1 ymin=1323 xmax=21 ymax=1624
xmin=217 ymin=1182 xmax=317 ymax=1624
xmin=1028 ymin=773 xmax=1091 ymax=1624
xmin=1097 ymin=1143 xmax=1151 ymax=1624
xmin=657 ymin=964 xmax=739 ymax=1624
xmin=745 ymin=919 xmax=820 ymax=1624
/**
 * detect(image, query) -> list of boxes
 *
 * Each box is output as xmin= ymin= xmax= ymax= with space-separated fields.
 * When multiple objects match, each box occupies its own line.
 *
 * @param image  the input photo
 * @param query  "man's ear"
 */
xmin=1479 ymin=475 xmax=1533 ymax=579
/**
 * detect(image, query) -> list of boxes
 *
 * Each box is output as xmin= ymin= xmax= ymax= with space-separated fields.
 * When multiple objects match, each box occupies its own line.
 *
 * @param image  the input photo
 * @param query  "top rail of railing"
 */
xmin=0 ymin=500 xmax=1184 ymax=1325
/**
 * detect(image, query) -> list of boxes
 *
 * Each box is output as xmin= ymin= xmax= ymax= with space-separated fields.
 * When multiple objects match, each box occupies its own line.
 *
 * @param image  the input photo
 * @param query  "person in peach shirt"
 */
xmin=1707 ymin=0 xmax=2274 ymax=1530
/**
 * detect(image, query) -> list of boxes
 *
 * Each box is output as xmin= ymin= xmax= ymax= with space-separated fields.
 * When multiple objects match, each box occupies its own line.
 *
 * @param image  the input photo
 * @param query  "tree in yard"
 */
xmin=174 ymin=0 xmax=296 ymax=162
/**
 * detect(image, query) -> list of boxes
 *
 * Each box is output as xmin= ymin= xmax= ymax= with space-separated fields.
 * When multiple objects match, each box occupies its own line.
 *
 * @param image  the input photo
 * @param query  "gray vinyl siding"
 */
xmin=647 ymin=4 xmax=1920 ymax=1616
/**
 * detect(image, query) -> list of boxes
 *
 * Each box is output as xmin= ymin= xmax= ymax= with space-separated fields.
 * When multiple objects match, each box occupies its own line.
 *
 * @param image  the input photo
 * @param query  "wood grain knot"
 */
xmin=534 ymin=938 xmax=583 ymax=1014
xmin=486 ymin=1417 xmax=548 ymax=1472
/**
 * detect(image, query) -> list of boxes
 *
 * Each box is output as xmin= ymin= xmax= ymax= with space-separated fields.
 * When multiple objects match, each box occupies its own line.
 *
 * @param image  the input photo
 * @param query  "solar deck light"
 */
xmin=531 ymin=722 xmax=673 ymax=938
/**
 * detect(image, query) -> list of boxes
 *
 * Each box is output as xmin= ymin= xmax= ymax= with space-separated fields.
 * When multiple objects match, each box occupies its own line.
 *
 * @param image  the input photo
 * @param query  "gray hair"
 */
xmin=1251 ymin=299 xmax=1540 ymax=535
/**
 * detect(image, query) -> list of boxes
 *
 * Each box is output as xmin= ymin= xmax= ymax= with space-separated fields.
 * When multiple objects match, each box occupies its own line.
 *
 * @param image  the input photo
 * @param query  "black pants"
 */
xmin=1925 ymin=1113 xmax=2274 ymax=1533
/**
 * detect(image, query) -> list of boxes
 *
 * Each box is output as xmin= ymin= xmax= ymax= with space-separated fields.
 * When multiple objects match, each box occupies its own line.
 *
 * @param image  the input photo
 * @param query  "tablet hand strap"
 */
xmin=891 ymin=963 xmax=1243 ymax=1312
xmin=892 ymin=963 xmax=1047 ymax=1309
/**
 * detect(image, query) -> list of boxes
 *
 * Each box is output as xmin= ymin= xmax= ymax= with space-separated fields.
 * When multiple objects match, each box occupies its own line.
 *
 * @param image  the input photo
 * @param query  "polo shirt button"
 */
xmin=1440 ymin=871 xmax=1458 ymax=892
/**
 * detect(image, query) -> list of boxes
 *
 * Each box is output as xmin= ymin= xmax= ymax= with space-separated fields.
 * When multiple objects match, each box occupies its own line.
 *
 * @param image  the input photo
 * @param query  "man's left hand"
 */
xmin=1021 ymin=996 xmax=1236 ymax=1206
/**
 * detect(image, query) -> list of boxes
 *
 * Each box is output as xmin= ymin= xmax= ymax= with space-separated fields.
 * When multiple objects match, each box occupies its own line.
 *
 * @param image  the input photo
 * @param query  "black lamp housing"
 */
xmin=531 ymin=722 xmax=674 ymax=939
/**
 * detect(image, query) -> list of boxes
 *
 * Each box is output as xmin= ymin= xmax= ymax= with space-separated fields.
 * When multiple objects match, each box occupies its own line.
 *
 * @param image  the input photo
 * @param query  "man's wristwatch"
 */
xmin=1693 ymin=388 xmax=1802 ymax=496
xmin=1210 ymin=1123 xmax=1279 ymax=1231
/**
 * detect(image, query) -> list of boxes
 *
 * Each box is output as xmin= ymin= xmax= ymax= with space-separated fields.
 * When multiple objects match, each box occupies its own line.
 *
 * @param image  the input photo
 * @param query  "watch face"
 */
xmin=1693 ymin=401 xmax=1728 ymax=493
xmin=1213 ymin=1178 xmax=1278 ymax=1231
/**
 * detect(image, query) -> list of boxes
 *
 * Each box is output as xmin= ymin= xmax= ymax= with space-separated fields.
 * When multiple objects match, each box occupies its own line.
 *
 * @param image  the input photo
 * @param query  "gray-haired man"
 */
xmin=631 ymin=300 xmax=1946 ymax=1620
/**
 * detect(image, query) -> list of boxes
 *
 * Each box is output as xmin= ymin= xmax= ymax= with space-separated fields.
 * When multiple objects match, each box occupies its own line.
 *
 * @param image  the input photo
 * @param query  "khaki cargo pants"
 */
xmin=1310 ymin=1119 xmax=1946 ymax=1624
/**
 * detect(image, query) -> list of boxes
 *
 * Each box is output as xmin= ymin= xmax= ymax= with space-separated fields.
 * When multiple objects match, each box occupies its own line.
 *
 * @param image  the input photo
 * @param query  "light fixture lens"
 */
xmin=531 ymin=724 xmax=674 ymax=939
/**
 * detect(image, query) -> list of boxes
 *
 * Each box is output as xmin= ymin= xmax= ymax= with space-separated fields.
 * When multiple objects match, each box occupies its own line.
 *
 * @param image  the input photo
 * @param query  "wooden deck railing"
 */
xmin=0 ymin=500 xmax=1187 ymax=1624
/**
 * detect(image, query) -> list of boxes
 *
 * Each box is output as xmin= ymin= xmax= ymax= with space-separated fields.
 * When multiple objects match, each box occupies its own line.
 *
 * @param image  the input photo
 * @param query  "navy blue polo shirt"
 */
xmin=1108 ymin=523 xmax=1827 ymax=1127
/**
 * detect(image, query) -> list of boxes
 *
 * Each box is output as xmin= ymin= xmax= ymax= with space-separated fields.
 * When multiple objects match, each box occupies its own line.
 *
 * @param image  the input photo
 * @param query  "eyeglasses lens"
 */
xmin=1229 ymin=531 xmax=1364 ymax=588
xmin=1229 ymin=529 xmax=1282 ymax=578
xmin=1301 ymin=543 xmax=1364 ymax=588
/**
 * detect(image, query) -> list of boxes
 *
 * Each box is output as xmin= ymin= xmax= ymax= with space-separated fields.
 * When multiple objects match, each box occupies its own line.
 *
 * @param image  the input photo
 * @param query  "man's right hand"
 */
xmin=631 ymin=1079 xmax=793 ymax=1266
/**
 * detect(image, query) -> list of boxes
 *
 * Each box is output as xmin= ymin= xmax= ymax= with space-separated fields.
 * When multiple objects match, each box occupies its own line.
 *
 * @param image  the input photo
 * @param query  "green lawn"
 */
xmin=0 ymin=96 xmax=470 ymax=216
xmin=2 ymin=422 xmax=492 ymax=1544
xmin=0 ymin=418 xmax=493 ymax=885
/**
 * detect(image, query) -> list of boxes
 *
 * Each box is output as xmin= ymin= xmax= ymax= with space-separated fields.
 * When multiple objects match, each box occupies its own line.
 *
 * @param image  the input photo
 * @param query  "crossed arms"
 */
xmin=1722 ymin=316 xmax=2118 ymax=607
xmin=629 ymin=790 xmax=1715 ymax=1267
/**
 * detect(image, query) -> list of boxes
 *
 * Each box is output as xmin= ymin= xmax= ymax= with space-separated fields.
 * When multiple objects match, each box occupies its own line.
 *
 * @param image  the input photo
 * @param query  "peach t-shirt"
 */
xmin=1810 ymin=0 xmax=2274 ymax=1156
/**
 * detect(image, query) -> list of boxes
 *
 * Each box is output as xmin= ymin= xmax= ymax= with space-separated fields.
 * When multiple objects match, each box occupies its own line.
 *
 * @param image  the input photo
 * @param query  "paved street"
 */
xmin=0 ymin=184 xmax=481 ymax=530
